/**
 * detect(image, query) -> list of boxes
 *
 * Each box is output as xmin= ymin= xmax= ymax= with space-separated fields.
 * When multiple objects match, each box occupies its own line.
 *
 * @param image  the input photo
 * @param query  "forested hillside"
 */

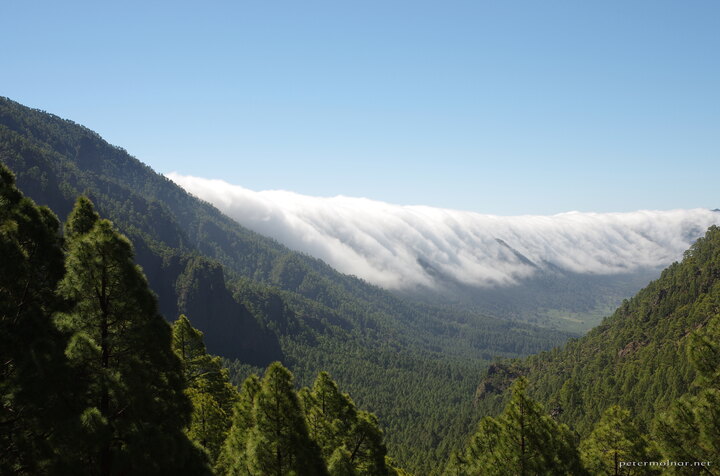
xmin=456 ymin=225 xmax=720 ymax=474
xmin=3 ymin=96 xmax=719 ymax=474
xmin=0 ymin=96 xmax=571 ymax=472
xmin=0 ymin=176 xmax=402 ymax=474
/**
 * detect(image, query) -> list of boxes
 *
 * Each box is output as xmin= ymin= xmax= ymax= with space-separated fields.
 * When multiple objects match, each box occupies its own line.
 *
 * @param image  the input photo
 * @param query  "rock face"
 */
xmin=617 ymin=340 xmax=644 ymax=359
xmin=176 ymin=257 xmax=282 ymax=365
xmin=474 ymin=362 xmax=525 ymax=404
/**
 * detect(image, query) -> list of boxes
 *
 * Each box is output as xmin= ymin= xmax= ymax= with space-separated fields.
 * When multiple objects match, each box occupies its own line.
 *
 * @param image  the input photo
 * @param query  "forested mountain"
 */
xmin=459 ymin=225 xmax=720 ymax=474
xmin=1 ymin=174 xmax=211 ymax=474
xmin=0 ymin=96 xmax=571 ymax=472
xmin=0 ymin=177 xmax=400 ymax=474
xmin=173 ymin=173 xmax=699 ymax=334
xmin=3 ymin=96 xmax=719 ymax=474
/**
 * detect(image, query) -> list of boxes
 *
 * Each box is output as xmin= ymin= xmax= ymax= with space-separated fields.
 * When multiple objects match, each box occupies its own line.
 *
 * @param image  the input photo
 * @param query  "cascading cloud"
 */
xmin=166 ymin=173 xmax=720 ymax=290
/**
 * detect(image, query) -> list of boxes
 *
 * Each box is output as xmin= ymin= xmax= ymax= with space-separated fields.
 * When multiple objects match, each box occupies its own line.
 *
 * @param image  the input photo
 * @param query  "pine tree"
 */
xmin=64 ymin=195 xmax=100 ymax=237
xmin=300 ymin=372 xmax=388 ymax=475
xmin=346 ymin=412 xmax=389 ymax=475
xmin=327 ymin=447 xmax=357 ymax=476
xmin=0 ymin=163 xmax=77 ymax=474
xmin=580 ymin=405 xmax=658 ymax=475
xmin=447 ymin=415 xmax=503 ymax=474
xmin=216 ymin=374 xmax=262 ymax=475
xmin=172 ymin=314 xmax=238 ymax=463
xmin=56 ymin=197 xmax=210 ymax=475
xmin=301 ymin=372 xmax=390 ymax=475
xmin=654 ymin=307 xmax=720 ymax=473
xmin=301 ymin=372 xmax=357 ymax=460
xmin=448 ymin=378 xmax=586 ymax=475
xmin=246 ymin=362 xmax=328 ymax=476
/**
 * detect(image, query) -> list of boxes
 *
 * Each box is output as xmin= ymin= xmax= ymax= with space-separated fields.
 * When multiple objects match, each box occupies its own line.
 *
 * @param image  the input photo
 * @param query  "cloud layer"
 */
xmin=167 ymin=173 xmax=720 ymax=290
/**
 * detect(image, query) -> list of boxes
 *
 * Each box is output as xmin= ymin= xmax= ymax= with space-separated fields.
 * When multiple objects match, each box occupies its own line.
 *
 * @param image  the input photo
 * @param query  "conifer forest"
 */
xmin=1 ymin=93 xmax=719 ymax=474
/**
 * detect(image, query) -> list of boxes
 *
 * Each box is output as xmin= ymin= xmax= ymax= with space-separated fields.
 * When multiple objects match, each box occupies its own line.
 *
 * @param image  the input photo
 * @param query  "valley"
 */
xmin=2 ymin=96 xmax=719 ymax=474
xmin=0 ymin=97 xmax=569 ymax=473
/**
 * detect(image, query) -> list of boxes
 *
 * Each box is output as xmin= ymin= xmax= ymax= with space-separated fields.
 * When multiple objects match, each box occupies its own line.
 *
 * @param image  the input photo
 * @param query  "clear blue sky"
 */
xmin=2 ymin=1 xmax=718 ymax=214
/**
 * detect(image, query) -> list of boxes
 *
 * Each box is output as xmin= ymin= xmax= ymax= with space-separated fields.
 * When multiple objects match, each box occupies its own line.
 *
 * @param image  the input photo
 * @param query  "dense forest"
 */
xmin=0 ymin=97 xmax=571 ymax=472
xmin=456 ymin=225 xmax=720 ymax=474
xmin=1 ymin=172 xmax=404 ymax=474
xmin=3 ymin=97 xmax=720 ymax=474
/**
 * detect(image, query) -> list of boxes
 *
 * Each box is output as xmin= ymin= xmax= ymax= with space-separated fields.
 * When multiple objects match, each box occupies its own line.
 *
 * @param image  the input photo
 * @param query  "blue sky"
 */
xmin=2 ymin=1 xmax=718 ymax=214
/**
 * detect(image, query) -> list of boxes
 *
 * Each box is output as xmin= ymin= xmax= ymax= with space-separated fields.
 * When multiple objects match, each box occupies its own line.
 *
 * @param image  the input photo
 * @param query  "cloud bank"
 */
xmin=166 ymin=173 xmax=720 ymax=290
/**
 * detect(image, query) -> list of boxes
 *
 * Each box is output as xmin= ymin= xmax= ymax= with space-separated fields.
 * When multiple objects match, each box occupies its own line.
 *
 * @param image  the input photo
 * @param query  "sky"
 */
xmin=2 ymin=1 xmax=719 ymax=214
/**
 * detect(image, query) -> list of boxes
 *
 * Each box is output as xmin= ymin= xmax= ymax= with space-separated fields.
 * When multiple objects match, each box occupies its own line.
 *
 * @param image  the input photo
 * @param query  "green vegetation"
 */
xmin=4 ymin=96 xmax=719 ymax=474
xmin=452 ymin=310 xmax=720 ymax=474
xmin=242 ymin=363 xmax=328 ymax=475
xmin=0 ymin=96 xmax=571 ymax=472
xmin=300 ymin=372 xmax=389 ymax=474
xmin=653 ymin=305 xmax=720 ymax=473
xmin=0 ymin=178 xmax=397 ymax=474
xmin=171 ymin=314 xmax=239 ymax=464
xmin=473 ymin=226 xmax=720 ymax=436
xmin=1 ymin=174 xmax=211 ymax=474
xmin=215 ymin=363 xmax=402 ymax=476
xmin=0 ymin=159 xmax=76 ymax=474
xmin=580 ymin=406 xmax=656 ymax=475
xmin=462 ymin=225 xmax=720 ymax=474
xmin=537 ymin=302 xmax=619 ymax=334
xmin=58 ymin=197 xmax=210 ymax=474
xmin=448 ymin=378 xmax=585 ymax=475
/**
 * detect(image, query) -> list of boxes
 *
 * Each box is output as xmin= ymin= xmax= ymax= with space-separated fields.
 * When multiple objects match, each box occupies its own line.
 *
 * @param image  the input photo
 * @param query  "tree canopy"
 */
xmin=57 ymin=197 xmax=210 ymax=475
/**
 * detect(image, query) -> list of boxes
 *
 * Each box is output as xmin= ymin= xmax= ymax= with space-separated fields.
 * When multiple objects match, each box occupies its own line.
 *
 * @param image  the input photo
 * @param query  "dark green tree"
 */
xmin=301 ymin=373 xmax=356 ymax=460
xmin=300 ymin=372 xmax=389 ymax=475
xmin=0 ymin=164 xmax=76 ymax=474
xmin=172 ymin=314 xmax=238 ymax=463
xmin=326 ymin=447 xmax=356 ymax=476
xmin=448 ymin=378 xmax=585 ymax=475
xmin=64 ymin=195 xmax=99 ymax=237
xmin=186 ymin=386 xmax=230 ymax=464
xmin=247 ymin=362 xmax=328 ymax=475
xmin=580 ymin=405 xmax=657 ymax=475
xmin=215 ymin=374 xmax=262 ymax=475
xmin=446 ymin=416 xmax=498 ymax=474
xmin=56 ymin=197 xmax=209 ymax=475
xmin=346 ymin=412 xmax=389 ymax=475
xmin=654 ymin=307 xmax=720 ymax=474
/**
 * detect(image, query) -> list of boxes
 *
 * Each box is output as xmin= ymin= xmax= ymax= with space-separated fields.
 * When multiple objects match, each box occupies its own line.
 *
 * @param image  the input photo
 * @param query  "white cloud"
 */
xmin=166 ymin=173 xmax=720 ymax=290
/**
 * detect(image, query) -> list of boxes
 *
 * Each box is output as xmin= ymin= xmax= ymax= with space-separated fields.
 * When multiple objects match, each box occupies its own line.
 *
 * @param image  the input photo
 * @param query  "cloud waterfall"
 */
xmin=166 ymin=173 xmax=720 ymax=290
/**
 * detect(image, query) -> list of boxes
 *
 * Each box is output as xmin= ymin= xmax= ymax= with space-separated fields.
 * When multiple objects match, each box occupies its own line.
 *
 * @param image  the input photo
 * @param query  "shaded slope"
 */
xmin=0 ymin=101 xmax=280 ymax=365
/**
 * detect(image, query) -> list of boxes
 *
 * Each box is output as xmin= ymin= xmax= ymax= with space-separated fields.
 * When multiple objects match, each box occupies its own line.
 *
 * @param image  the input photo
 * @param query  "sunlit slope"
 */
xmin=473 ymin=225 xmax=720 ymax=439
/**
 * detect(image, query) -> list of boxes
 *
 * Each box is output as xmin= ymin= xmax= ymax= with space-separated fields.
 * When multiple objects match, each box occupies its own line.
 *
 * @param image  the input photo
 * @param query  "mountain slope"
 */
xmin=0 ymin=96 xmax=570 ymax=472
xmin=473 ymin=225 xmax=720 ymax=439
